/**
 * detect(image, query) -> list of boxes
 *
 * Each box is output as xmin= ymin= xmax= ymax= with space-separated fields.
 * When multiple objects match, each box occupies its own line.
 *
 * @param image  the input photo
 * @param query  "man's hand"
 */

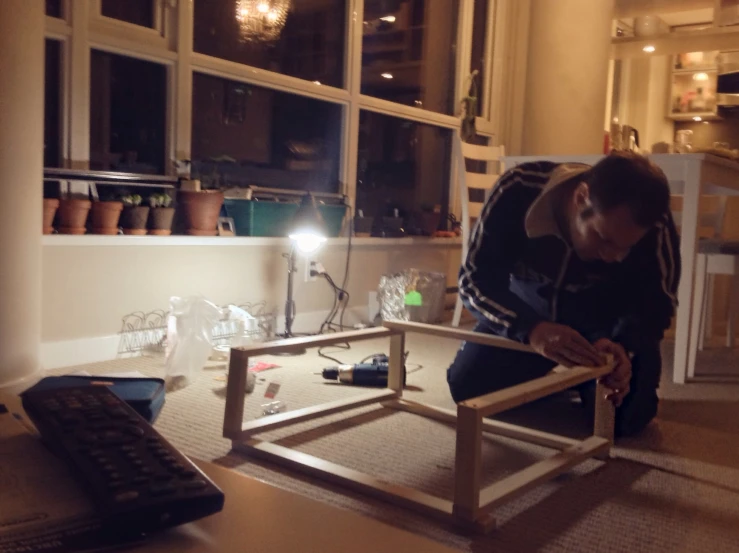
xmin=593 ymin=338 xmax=632 ymax=407
xmin=529 ymin=322 xmax=604 ymax=368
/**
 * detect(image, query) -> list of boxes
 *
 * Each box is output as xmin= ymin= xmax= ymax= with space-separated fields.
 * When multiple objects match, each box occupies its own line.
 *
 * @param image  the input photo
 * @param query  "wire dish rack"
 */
xmin=117 ymin=301 xmax=276 ymax=356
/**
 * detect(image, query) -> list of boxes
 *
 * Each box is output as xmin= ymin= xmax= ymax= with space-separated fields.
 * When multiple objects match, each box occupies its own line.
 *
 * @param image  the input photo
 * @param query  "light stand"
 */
xmin=279 ymin=193 xmax=328 ymax=342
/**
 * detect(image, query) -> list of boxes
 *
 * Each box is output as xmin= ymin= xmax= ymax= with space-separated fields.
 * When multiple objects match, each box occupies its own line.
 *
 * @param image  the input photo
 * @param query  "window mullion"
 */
xmin=69 ymin=0 xmax=91 ymax=169
xmin=175 ymin=0 xmax=194 ymax=169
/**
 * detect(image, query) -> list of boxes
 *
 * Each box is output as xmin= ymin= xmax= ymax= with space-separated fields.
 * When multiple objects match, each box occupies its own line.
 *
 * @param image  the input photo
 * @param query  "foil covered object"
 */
xmin=378 ymin=269 xmax=446 ymax=323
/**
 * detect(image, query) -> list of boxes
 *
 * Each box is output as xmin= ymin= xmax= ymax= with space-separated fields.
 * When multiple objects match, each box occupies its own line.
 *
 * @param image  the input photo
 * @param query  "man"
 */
xmin=448 ymin=151 xmax=680 ymax=437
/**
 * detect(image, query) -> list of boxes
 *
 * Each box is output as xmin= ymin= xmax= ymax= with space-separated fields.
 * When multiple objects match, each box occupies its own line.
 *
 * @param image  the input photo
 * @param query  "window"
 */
xmin=356 ymin=111 xmax=451 ymax=225
xmin=194 ymin=0 xmax=347 ymax=88
xmin=361 ymin=0 xmax=459 ymax=114
xmin=469 ymin=0 xmax=490 ymax=116
xmin=45 ymin=39 xmax=62 ymax=168
xmin=191 ymin=72 xmax=342 ymax=193
xmin=45 ymin=0 xmax=63 ymax=18
xmin=89 ymin=50 xmax=167 ymax=174
xmin=101 ymin=0 xmax=156 ymax=29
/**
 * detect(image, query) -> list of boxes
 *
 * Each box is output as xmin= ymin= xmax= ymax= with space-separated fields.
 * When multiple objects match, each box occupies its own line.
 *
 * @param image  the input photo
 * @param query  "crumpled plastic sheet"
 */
xmin=378 ymin=269 xmax=446 ymax=323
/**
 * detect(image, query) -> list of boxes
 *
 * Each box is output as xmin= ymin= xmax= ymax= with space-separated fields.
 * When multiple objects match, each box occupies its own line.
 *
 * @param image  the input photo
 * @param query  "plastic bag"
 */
xmin=165 ymin=296 xmax=223 ymax=391
xmin=378 ymin=269 xmax=446 ymax=323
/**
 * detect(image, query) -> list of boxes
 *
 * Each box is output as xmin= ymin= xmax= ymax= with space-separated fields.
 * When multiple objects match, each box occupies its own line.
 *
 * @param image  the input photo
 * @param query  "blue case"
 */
xmin=24 ymin=376 xmax=166 ymax=423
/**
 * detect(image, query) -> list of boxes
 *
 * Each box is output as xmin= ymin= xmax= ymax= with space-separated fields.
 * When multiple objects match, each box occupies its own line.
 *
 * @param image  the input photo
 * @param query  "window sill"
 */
xmin=42 ymin=235 xmax=462 ymax=248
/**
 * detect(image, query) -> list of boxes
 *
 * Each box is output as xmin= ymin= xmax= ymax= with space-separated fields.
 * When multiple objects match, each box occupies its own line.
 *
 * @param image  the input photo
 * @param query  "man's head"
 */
xmin=565 ymin=152 xmax=670 ymax=262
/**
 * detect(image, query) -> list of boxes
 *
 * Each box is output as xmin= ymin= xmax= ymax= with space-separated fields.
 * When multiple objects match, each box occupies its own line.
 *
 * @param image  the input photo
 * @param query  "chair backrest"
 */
xmin=670 ymin=195 xmax=727 ymax=239
xmin=455 ymin=135 xmax=505 ymax=256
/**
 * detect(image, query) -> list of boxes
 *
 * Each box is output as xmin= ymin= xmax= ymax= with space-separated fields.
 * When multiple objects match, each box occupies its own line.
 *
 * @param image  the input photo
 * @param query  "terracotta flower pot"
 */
xmin=179 ymin=190 xmax=224 ymax=236
xmin=57 ymin=199 xmax=92 ymax=234
xmin=43 ymin=198 xmax=60 ymax=234
xmin=148 ymin=207 xmax=175 ymax=235
xmin=90 ymin=201 xmax=123 ymax=235
xmin=122 ymin=206 xmax=150 ymax=235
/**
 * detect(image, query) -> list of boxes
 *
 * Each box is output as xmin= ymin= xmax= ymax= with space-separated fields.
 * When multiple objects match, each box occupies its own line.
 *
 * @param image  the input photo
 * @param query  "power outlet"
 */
xmin=305 ymin=259 xmax=321 ymax=282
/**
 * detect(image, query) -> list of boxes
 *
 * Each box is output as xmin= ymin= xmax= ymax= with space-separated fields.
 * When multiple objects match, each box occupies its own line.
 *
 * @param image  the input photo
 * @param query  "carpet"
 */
xmin=58 ymin=335 xmax=739 ymax=553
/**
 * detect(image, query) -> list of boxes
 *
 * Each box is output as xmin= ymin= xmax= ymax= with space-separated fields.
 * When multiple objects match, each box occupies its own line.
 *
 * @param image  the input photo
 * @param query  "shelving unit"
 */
xmin=668 ymin=51 xmax=722 ymax=121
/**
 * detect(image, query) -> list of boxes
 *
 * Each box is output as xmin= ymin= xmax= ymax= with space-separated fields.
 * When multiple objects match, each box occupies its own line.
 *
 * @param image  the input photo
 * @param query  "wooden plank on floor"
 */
xmin=223 ymin=349 xmax=249 ymax=439
xmin=453 ymin=405 xmax=482 ymax=521
xmin=382 ymin=399 xmax=579 ymax=450
xmin=382 ymin=320 xmax=534 ymax=354
xmin=238 ymin=389 xmax=398 ymax=438
xmin=479 ymin=436 xmax=610 ymax=511
xmin=233 ymin=327 xmax=394 ymax=357
xmin=236 ymin=439 xmax=455 ymax=521
xmin=462 ymin=364 xmax=613 ymax=418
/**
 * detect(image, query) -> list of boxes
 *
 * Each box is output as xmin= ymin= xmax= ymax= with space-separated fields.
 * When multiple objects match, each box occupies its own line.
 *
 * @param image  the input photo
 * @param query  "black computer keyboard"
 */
xmin=21 ymin=385 xmax=225 ymax=535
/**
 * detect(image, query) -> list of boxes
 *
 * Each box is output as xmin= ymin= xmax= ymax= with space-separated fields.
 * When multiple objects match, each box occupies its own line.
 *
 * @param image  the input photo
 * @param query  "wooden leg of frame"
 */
xmin=453 ymin=404 xmax=482 ymax=523
xmin=593 ymin=381 xmax=615 ymax=460
xmin=388 ymin=332 xmax=405 ymax=395
xmin=223 ymin=349 xmax=249 ymax=439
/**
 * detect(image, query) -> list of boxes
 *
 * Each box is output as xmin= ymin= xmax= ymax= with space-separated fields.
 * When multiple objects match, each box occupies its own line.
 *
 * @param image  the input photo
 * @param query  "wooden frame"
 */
xmin=223 ymin=321 xmax=615 ymax=533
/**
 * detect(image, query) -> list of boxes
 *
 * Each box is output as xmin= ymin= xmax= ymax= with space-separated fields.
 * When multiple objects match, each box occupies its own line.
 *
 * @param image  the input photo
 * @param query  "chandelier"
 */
xmin=235 ymin=0 xmax=291 ymax=43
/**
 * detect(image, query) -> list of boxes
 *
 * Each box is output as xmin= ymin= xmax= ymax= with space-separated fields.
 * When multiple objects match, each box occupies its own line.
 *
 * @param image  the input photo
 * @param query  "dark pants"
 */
xmin=446 ymin=324 xmax=661 ymax=437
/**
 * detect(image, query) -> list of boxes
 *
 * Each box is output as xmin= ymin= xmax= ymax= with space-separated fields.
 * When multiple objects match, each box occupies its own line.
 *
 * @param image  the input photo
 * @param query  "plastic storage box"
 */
xmin=224 ymin=199 xmax=346 ymax=237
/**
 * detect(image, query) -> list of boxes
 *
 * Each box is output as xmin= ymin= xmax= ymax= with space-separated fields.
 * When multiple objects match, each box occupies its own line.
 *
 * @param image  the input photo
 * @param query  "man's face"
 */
xmin=569 ymin=182 xmax=649 ymax=263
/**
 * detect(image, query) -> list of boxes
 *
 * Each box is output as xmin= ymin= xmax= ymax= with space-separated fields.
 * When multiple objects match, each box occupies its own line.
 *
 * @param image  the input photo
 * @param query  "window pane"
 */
xmin=46 ymin=0 xmax=63 ymax=18
xmin=361 ymin=0 xmax=459 ymax=115
xmin=194 ymin=0 xmax=346 ymax=88
xmin=356 ymin=111 xmax=451 ymax=232
xmin=90 ymin=50 xmax=167 ymax=175
xmin=191 ymin=72 xmax=341 ymax=193
xmin=102 ymin=0 xmax=155 ymax=28
xmin=469 ymin=0 xmax=489 ymax=116
xmin=45 ymin=40 xmax=62 ymax=168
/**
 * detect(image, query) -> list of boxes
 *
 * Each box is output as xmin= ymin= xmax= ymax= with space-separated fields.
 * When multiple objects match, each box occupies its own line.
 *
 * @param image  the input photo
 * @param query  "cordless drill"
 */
xmin=321 ymin=354 xmax=406 ymax=387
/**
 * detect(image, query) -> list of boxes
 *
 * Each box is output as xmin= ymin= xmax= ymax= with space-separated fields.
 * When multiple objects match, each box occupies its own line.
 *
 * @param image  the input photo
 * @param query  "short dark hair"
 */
xmin=583 ymin=151 xmax=669 ymax=227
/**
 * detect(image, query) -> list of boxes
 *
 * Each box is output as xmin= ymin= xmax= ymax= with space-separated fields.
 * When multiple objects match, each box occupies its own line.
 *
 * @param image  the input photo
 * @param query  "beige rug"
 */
xmin=59 ymin=336 xmax=739 ymax=553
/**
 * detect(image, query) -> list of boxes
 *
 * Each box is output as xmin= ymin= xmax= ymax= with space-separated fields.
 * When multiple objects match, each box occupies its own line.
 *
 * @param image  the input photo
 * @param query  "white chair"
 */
xmin=671 ymin=195 xmax=739 ymax=378
xmin=451 ymin=135 xmax=505 ymax=327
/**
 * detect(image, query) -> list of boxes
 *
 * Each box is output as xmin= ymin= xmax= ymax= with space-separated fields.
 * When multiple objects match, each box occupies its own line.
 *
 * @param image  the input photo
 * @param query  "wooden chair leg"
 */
xmin=593 ymin=381 xmax=615 ymax=460
xmin=689 ymin=253 xmax=708 ymax=378
xmin=727 ymin=269 xmax=739 ymax=349
xmin=453 ymin=405 xmax=482 ymax=523
xmin=705 ymin=273 xmax=715 ymax=341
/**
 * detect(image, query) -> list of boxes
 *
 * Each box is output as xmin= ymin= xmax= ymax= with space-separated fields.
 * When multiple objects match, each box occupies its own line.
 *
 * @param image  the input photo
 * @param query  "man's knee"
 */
xmin=615 ymin=344 xmax=661 ymax=437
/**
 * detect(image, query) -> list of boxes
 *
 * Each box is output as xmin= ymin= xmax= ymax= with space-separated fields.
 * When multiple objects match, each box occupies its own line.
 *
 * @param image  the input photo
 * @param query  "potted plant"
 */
xmin=148 ymin=193 xmax=175 ymax=235
xmin=120 ymin=194 xmax=149 ymax=235
xmin=57 ymin=192 xmax=92 ymax=235
xmin=43 ymin=198 xmax=59 ymax=235
xmin=179 ymin=188 xmax=224 ymax=236
xmin=418 ymin=203 xmax=442 ymax=236
xmin=90 ymin=198 xmax=123 ymax=235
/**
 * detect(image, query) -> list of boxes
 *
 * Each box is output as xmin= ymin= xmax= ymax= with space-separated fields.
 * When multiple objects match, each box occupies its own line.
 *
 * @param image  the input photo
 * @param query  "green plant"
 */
xmin=121 ymin=194 xmax=142 ymax=207
xmin=149 ymin=193 xmax=172 ymax=208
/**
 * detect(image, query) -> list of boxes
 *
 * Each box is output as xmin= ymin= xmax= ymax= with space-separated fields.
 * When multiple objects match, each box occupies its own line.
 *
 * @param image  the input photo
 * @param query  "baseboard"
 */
xmin=41 ymin=305 xmax=372 ymax=370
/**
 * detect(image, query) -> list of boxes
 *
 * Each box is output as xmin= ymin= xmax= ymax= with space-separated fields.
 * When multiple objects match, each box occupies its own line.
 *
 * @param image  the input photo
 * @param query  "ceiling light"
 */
xmin=235 ymin=0 xmax=290 ymax=42
xmin=643 ymin=45 xmax=655 ymax=53
xmin=693 ymin=116 xmax=702 ymax=121
xmin=381 ymin=72 xmax=393 ymax=79
xmin=257 ymin=2 xmax=269 ymax=12
xmin=693 ymin=72 xmax=709 ymax=81
xmin=380 ymin=15 xmax=396 ymax=22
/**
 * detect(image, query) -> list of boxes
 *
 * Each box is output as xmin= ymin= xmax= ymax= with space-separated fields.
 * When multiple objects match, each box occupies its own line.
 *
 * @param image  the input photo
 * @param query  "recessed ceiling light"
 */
xmin=693 ymin=72 xmax=709 ymax=81
xmin=380 ymin=15 xmax=396 ymax=22
xmin=381 ymin=72 xmax=393 ymax=79
xmin=643 ymin=45 xmax=656 ymax=53
xmin=693 ymin=116 xmax=702 ymax=121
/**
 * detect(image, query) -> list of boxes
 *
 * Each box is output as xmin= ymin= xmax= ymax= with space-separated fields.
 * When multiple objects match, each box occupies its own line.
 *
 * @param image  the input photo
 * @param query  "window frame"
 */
xmin=45 ymin=0 xmax=508 ymax=220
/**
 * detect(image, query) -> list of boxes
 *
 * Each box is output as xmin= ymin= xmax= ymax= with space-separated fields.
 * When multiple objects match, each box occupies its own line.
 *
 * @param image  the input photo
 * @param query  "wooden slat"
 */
xmin=232 ymin=327 xmax=394 ymax=357
xmin=453 ymin=404 xmax=482 ymax=520
xmin=382 ymin=320 xmax=534 ymax=354
xmin=479 ymin=436 xmax=610 ymax=511
xmin=236 ymin=439 xmax=455 ymax=521
xmin=465 ymin=172 xmax=498 ymax=191
xmin=469 ymin=201 xmax=484 ymax=219
xmin=461 ymin=364 xmax=613 ymax=418
xmin=382 ymin=399 xmax=579 ymax=450
xmin=238 ymin=389 xmax=398 ymax=438
xmin=461 ymin=142 xmax=504 ymax=162
xmin=223 ymin=349 xmax=249 ymax=439
xmin=388 ymin=332 xmax=405 ymax=393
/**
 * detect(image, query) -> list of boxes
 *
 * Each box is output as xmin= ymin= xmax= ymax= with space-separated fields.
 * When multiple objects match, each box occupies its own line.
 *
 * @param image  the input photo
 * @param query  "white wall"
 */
xmin=41 ymin=237 xmax=462 ymax=368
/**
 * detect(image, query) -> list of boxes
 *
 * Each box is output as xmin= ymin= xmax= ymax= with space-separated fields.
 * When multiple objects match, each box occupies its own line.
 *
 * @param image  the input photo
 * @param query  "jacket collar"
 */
xmin=524 ymin=163 xmax=592 ymax=239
